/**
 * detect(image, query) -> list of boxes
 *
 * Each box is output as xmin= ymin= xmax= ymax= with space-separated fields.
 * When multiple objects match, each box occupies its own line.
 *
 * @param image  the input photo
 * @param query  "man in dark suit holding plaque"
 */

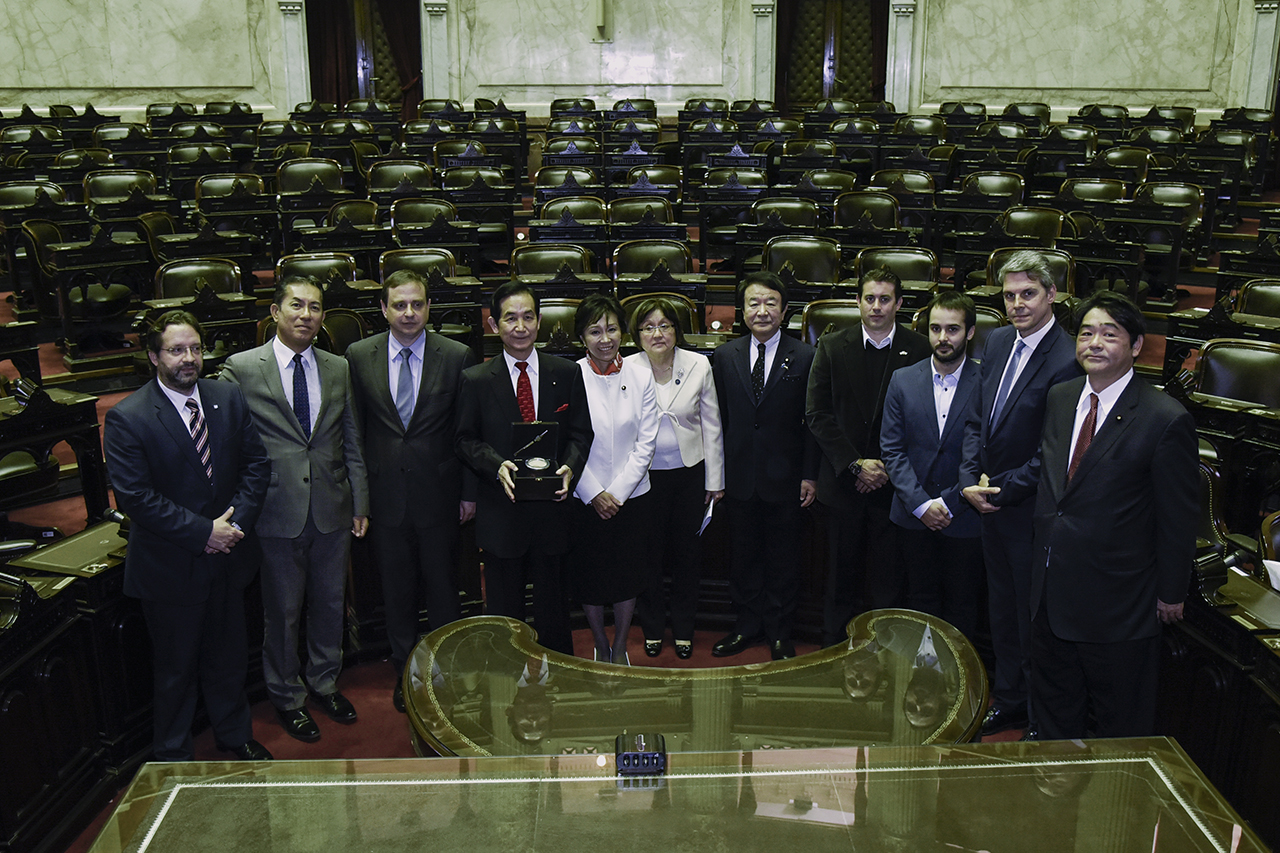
xmin=456 ymin=281 xmax=593 ymax=655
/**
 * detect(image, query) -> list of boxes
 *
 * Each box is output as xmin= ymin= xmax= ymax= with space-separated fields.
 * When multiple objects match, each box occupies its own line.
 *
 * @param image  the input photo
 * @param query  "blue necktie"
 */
xmin=292 ymin=353 xmax=310 ymax=439
xmin=396 ymin=348 xmax=415 ymax=428
xmin=990 ymin=339 xmax=1025 ymax=425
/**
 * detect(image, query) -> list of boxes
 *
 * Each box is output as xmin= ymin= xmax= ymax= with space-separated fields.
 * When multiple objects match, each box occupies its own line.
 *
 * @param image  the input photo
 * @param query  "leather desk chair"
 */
xmin=317 ymin=308 xmax=367 ymax=356
xmin=510 ymin=243 xmax=593 ymax=277
xmin=1190 ymin=339 xmax=1280 ymax=410
xmin=763 ymin=235 xmax=841 ymax=283
xmin=800 ymin=298 xmax=861 ymax=346
xmin=1236 ymin=279 xmax=1280 ymax=318
xmin=612 ymin=240 xmax=692 ymax=276
xmin=154 ymin=257 xmax=242 ymax=299
xmin=379 ymin=247 xmax=457 ymax=281
xmin=275 ymin=252 xmax=358 ymax=290
xmin=541 ymin=196 xmax=606 ymax=222
xmin=999 ymin=205 xmax=1064 ymax=247
xmin=417 ymin=99 xmax=464 ymax=117
xmin=608 ymin=196 xmax=674 ymax=224
xmin=390 ymin=197 xmax=457 ymax=227
xmin=325 ymin=198 xmax=378 ymax=226
xmin=834 ymin=191 xmax=900 ymax=229
xmin=853 ymin=245 xmax=939 ymax=283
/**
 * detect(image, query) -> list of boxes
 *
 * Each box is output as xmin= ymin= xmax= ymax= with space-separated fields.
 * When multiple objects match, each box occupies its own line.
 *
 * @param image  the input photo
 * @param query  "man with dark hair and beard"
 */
xmin=880 ymin=291 xmax=985 ymax=639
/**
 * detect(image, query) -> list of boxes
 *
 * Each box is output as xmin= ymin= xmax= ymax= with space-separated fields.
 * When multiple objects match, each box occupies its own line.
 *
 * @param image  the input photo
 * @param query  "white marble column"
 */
xmin=279 ymin=1 xmax=311 ymax=111
xmin=1247 ymin=0 xmax=1280 ymax=109
xmin=421 ymin=1 xmax=450 ymax=101
xmin=885 ymin=0 xmax=916 ymax=112
xmin=752 ymin=0 xmax=776 ymax=102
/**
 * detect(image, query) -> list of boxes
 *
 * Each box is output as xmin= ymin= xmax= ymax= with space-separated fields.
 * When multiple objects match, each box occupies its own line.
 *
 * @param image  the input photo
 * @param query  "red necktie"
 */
xmin=1067 ymin=392 xmax=1098 ymax=481
xmin=516 ymin=361 xmax=536 ymax=422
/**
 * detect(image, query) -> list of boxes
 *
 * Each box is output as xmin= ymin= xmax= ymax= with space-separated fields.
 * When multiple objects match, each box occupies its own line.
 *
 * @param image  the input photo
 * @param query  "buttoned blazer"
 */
xmin=1030 ymin=376 xmax=1197 ymax=643
xmin=624 ymin=348 xmax=724 ymax=491
xmin=346 ymin=330 xmax=477 ymax=527
xmin=805 ymin=323 xmax=932 ymax=509
xmin=879 ymin=356 xmax=982 ymax=538
xmin=712 ymin=333 xmax=818 ymax=503
xmin=574 ymin=356 xmax=659 ymax=504
xmin=104 ymin=378 xmax=270 ymax=604
xmin=455 ymin=351 xmax=594 ymax=558
xmin=958 ymin=323 xmax=1081 ymax=513
xmin=220 ymin=343 xmax=369 ymax=538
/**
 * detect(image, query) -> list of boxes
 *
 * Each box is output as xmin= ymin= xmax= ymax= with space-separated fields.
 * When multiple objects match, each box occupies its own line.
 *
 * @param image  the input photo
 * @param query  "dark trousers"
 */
xmin=982 ymin=509 xmax=1036 ymax=721
xmin=141 ymin=570 xmax=252 ymax=761
xmin=822 ymin=491 xmax=900 ymax=646
xmin=727 ymin=494 xmax=803 ymax=642
xmin=1032 ymin=599 xmax=1161 ymax=740
xmin=637 ymin=463 xmax=706 ymax=641
xmin=485 ymin=550 xmax=573 ymax=656
xmin=370 ymin=516 xmax=462 ymax=673
xmin=899 ymin=527 xmax=984 ymax=641
xmin=259 ymin=511 xmax=350 ymax=710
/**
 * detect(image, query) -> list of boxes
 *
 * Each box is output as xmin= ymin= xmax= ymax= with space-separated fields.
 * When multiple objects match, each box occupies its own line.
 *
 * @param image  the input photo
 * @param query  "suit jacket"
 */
xmin=712 ymin=333 xmax=818 ymax=503
xmin=220 ymin=342 xmax=369 ymax=538
xmin=805 ymin=323 xmax=932 ymax=509
xmin=624 ymin=348 xmax=724 ymax=491
xmin=879 ymin=356 xmax=982 ymax=538
xmin=455 ymin=350 xmax=594 ymax=558
xmin=574 ymin=356 xmax=659 ymax=504
xmin=346 ymin=330 xmax=477 ymax=528
xmin=958 ymin=322 xmax=1082 ymax=515
xmin=1030 ymin=376 xmax=1198 ymax=643
xmin=104 ymin=378 xmax=270 ymax=605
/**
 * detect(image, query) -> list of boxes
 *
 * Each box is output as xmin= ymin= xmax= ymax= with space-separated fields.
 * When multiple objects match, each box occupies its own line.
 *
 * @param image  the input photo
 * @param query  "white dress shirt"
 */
xmin=1069 ymin=369 xmax=1134 ymax=472
xmin=501 ymin=349 xmax=540 ymax=415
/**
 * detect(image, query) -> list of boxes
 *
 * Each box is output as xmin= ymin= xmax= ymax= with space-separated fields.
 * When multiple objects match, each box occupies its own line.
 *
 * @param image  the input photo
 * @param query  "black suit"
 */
xmin=347 ymin=330 xmax=477 ymax=672
xmin=958 ymin=321 xmax=1081 ymax=721
xmin=712 ymin=333 xmax=818 ymax=642
xmin=455 ymin=351 xmax=593 ymax=655
xmin=1030 ymin=375 xmax=1197 ymax=738
xmin=806 ymin=323 xmax=931 ymax=643
xmin=103 ymin=378 xmax=270 ymax=760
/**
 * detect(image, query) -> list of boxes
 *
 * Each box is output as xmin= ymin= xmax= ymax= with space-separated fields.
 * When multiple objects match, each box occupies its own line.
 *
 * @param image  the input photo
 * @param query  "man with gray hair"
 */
xmin=959 ymin=249 xmax=1081 ymax=740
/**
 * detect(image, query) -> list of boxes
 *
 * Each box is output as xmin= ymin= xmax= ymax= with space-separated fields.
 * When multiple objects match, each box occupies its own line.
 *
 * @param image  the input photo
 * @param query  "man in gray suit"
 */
xmin=347 ymin=269 xmax=477 ymax=712
xmin=220 ymin=276 xmax=369 ymax=742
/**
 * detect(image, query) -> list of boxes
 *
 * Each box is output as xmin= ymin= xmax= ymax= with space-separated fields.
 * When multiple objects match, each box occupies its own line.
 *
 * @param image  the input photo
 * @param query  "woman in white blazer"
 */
xmin=571 ymin=294 xmax=658 ymax=664
xmin=626 ymin=296 xmax=725 ymax=660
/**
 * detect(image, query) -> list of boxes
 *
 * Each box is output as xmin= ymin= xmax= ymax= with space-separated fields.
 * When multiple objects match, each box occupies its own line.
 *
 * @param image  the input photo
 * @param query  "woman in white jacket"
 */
xmin=627 ymin=296 xmax=725 ymax=660
xmin=571 ymin=294 xmax=658 ymax=664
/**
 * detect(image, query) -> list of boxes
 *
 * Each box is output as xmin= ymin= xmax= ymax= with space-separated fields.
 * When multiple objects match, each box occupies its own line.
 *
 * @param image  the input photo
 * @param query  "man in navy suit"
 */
xmin=806 ymin=267 xmax=931 ymax=645
xmin=1031 ymin=291 xmax=1197 ymax=739
xmin=960 ymin=250 xmax=1082 ymax=740
xmin=455 ymin=281 xmax=593 ymax=656
xmin=104 ymin=311 xmax=272 ymax=761
xmin=880 ymin=291 xmax=984 ymax=639
xmin=711 ymin=271 xmax=819 ymax=661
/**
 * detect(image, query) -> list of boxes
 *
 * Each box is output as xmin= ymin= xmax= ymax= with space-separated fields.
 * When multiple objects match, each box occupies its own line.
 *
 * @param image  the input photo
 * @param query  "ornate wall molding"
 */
xmin=421 ymin=0 xmax=452 ymax=99
xmin=892 ymin=0 xmax=917 ymax=15
xmin=423 ymin=2 xmax=448 ymax=14
xmin=279 ymin=0 xmax=310 ymax=109
xmin=278 ymin=1 xmax=303 ymax=14
xmin=752 ymin=1 xmax=774 ymax=17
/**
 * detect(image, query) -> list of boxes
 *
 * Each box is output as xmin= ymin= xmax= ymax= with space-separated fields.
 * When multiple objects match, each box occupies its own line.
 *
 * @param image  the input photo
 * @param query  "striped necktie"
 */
xmin=185 ymin=398 xmax=213 ymax=481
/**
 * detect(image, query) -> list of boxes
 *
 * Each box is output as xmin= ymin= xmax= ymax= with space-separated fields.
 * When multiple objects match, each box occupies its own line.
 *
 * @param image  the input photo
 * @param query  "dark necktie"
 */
xmin=292 ymin=353 xmax=311 ymax=439
xmin=185 ymin=398 xmax=213 ymax=482
xmin=991 ymin=339 xmax=1026 ymax=425
xmin=752 ymin=342 xmax=766 ymax=401
xmin=516 ymin=361 xmax=536 ymax=422
xmin=396 ymin=347 xmax=415 ymax=428
xmin=1067 ymin=392 xmax=1099 ymax=481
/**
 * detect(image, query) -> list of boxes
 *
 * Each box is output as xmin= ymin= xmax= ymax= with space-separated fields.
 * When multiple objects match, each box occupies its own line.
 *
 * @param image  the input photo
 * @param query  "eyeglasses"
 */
xmin=161 ymin=345 xmax=203 ymax=357
xmin=640 ymin=323 xmax=674 ymax=335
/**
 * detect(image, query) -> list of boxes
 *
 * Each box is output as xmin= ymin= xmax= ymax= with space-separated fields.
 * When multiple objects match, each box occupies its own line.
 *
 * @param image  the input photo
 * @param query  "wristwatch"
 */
xmin=848 ymin=459 xmax=862 ymax=477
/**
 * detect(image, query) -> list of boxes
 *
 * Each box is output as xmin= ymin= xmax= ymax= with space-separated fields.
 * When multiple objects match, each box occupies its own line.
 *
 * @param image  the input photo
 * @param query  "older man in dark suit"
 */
xmin=347 ymin=269 xmax=477 ymax=712
xmin=104 ymin=311 xmax=271 ymax=762
xmin=221 ymin=276 xmax=369 ymax=741
xmin=806 ymin=267 xmax=931 ymax=645
xmin=712 ymin=271 xmax=819 ymax=661
xmin=456 ymin=281 xmax=593 ymax=656
xmin=960 ymin=249 xmax=1082 ymax=740
xmin=880 ymin=291 xmax=983 ymax=639
xmin=1031 ymin=291 xmax=1197 ymax=739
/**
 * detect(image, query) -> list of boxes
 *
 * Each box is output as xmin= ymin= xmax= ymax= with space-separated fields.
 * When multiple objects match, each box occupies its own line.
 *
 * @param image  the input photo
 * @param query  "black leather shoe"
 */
xmin=979 ymin=705 xmax=1029 ymax=736
xmin=1018 ymin=727 xmax=1040 ymax=742
xmin=674 ymin=640 xmax=693 ymax=660
xmin=277 ymin=707 xmax=321 ymax=742
xmin=217 ymin=739 xmax=273 ymax=761
xmin=392 ymin=681 xmax=406 ymax=714
xmin=770 ymin=639 xmax=796 ymax=660
xmin=712 ymin=633 xmax=761 ymax=657
xmin=310 ymin=691 xmax=358 ymax=723
xmin=644 ymin=638 xmax=663 ymax=657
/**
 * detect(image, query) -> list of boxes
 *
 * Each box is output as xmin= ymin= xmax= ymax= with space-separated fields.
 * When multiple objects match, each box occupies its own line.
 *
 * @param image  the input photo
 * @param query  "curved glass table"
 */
xmin=406 ymin=609 xmax=987 ymax=757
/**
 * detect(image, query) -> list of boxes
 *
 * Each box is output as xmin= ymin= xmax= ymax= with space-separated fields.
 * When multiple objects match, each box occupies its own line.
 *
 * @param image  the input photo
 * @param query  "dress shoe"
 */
xmin=217 ymin=739 xmax=273 ymax=761
xmin=770 ymin=639 xmax=797 ymax=660
xmin=979 ymin=705 xmax=1029 ymax=736
xmin=392 ymin=681 xmax=406 ymax=714
xmin=643 ymin=638 xmax=663 ymax=657
xmin=277 ymin=707 xmax=321 ymax=742
xmin=674 ymin=640 xmax=693 ymax=660
xmin=310 ymin=691 xmax=357 ymax=723
xmin=1018 ymin=727 xmax=1040 ymax=742
xmin=712 ymin=633 xmax=761 ymax=657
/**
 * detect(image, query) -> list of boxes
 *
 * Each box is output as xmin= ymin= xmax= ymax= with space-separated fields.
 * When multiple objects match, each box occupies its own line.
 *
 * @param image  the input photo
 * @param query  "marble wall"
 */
xmin=0 ymin=0 xmax=293 ymax=120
